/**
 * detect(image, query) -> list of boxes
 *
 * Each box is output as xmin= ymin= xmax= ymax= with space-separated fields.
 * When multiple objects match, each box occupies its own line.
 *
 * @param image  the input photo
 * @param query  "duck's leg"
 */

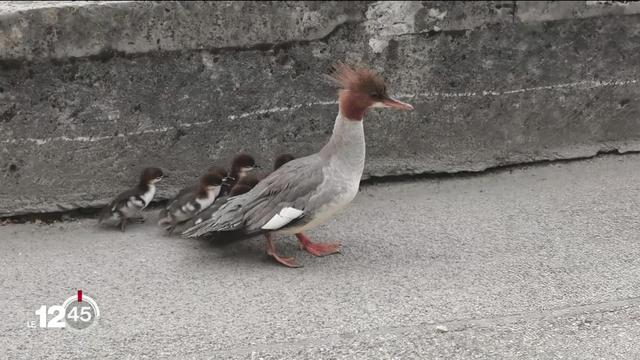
xmin=265 ymin=233 xmax=300 ymax=268
xmin=118 ymin=218 xmax=128 ymax=232
xmin=296 ymin=233 xmax=341 ymax=257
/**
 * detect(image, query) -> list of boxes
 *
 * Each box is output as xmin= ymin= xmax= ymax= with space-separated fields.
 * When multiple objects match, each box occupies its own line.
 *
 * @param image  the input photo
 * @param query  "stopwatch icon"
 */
xmin=61 ymin=290 xmax=101 ymax=330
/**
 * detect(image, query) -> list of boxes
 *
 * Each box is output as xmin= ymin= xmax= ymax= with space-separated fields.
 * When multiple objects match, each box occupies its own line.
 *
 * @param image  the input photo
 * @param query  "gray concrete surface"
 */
xmin=1 ymin=153 xmax=640 ymax=359
xmin=0 ymin=1 xmax=366 ymax=60
xmin=1 ymin=2 xmax=640 ymax=217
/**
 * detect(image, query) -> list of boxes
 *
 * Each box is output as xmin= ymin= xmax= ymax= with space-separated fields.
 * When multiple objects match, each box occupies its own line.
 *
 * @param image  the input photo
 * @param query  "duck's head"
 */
xmin=273 ymin=153 xmax=295 ymax=171
xmin=140 ymin=167 xmax=164 ymax=185
xmin=329 ymin=63 xmax=413 ymax=121
xmin=199 ymin=172 xmax=224 ymax=192
xmin=229 ymin=153 xmax=258 ymax=181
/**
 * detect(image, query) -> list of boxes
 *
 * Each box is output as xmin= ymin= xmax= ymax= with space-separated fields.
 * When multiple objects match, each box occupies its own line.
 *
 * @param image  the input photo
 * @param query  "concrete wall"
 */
xmin=1 ymin=1 xmax=640 ymax=216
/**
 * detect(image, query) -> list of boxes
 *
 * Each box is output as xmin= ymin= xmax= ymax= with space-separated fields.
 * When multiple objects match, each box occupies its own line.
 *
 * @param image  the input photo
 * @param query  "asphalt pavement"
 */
xmin=2 ymin=154 xmax=640 ymax=359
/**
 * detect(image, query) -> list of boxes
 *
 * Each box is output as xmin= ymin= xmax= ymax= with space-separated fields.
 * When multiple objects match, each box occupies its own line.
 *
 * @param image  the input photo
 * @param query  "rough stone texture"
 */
xmin=1 ymin=1 xmax=640 ymax=216
xmin=2 ymin=154 xmax=640 ymax=358
xmin=0 ymin=1 xmax=366 ymax=60
xmin=516 ymin=0 xmax=640 ymax=23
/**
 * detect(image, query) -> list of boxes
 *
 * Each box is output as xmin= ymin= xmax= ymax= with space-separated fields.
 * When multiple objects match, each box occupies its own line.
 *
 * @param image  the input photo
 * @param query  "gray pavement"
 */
xmin=2 ymin=154 xmax=640 ymax=359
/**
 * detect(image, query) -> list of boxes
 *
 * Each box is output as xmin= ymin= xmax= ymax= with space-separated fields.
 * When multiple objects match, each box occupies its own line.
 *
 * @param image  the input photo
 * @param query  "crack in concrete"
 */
xmin=0 ymin=17 xmax=366 ymax=65
xmin=206 ymin=296 xmax=640 ymax=356
xmin=361 ymin=148 xmax=640 ymax=185
xmin=3 ymin=150 xmax=640 ymax=222
xmin=1 ymin=78 xmax=638 ymax=146
xmin=192 ymin=18 xmax=366 ymax=56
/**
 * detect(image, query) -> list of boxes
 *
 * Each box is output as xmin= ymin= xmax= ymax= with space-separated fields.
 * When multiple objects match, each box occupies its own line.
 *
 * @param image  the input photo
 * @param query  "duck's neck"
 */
xmin=137 ymin=181 xmax=151 ymax=192
xmin=320 ymin=108 xmax=366 ymax=175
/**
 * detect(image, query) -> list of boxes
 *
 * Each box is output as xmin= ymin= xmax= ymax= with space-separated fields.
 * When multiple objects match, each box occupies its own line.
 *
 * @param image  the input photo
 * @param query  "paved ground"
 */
xmin=2 ymin=153 xmax=640 ymax=359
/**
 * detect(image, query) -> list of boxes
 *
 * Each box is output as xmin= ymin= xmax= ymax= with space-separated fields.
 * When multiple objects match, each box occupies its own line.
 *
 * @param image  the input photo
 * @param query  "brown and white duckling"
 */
xmin=99 ymin=167 xmax=164 ymax=232
xmin=176 ymin=166 xmax=227 ymax=199
xmin=222 ymin=153 xmax=258 ymax=194
xmin=159 ymin=165 xmax=227 ymax=220
xmin=158 ymin=172 xmax=224 ymax=233
xmin=184 ymin=179 xmax=257 ymax=231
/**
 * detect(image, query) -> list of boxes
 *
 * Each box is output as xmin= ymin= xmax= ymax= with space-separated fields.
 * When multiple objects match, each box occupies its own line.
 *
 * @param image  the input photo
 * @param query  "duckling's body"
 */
xmin=158 ymin=173 xmax=223 ymax=233
xmin=99 ymin=167 xmax=164 ymax=232
xmin=159 ymin=165 xmax=227 ymax=220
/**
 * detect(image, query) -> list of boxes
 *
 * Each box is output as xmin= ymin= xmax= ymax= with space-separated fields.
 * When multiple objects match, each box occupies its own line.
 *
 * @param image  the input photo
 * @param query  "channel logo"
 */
xmin=29 ymin=290 xmax=100 ymax=331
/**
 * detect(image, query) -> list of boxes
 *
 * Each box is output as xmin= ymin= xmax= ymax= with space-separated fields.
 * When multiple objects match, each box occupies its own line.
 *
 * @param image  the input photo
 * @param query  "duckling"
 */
xmin=222 ymin=153 xmax=258 ymax=194
xmin=273 ymin=153 xmax=295 ymax=171
xmin=99 ymin=167 xmax=164 ymax=232
xmin=185 ymin=182 xmax=256 ymax=231
xmin=158 ymin=172 xmax=224 ymax=234
xmin=158 ymin=165 xmax=227 ymax=220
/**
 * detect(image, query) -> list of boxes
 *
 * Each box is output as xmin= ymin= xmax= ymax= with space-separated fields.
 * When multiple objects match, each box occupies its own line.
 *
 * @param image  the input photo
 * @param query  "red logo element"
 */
xmin=77 ymin=290 xmax=83 ymax=302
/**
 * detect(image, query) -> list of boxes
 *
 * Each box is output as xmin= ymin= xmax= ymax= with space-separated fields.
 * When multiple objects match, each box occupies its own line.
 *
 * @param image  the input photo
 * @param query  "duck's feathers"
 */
xmin=182 ymin=154 xmax=324 ymax=238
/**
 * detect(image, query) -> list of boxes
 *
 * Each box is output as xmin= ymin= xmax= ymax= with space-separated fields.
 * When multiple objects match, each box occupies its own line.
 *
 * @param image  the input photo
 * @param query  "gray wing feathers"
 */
xmin=182 ymin=155 xmax=324 ymax=237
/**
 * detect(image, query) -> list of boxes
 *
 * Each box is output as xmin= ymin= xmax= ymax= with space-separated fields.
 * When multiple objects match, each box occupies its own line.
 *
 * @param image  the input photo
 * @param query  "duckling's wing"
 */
xmin=160 ymin=184 xmax=198 ymax=218
xmin=99 ymin=188 xmax=143 ymax=222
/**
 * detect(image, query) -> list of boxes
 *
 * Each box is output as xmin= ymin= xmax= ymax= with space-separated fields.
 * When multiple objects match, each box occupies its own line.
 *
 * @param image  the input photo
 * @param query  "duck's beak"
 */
xmin=382 ymin=97 xmax=414 ymax=110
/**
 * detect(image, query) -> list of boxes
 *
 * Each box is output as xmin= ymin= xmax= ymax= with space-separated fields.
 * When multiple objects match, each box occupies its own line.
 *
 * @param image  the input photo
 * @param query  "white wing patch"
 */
xmin=261 ymin=207 xmax=304 ymax=230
